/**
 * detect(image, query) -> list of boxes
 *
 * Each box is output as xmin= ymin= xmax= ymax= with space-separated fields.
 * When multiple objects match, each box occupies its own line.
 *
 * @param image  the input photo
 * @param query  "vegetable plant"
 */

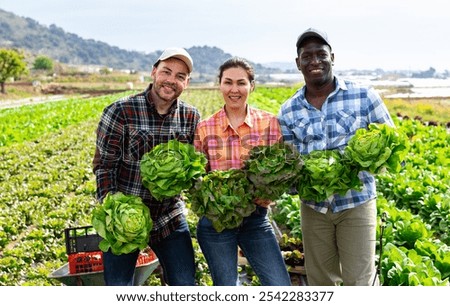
xmin=91 ymin=192 xmax=153 ymax=255
xmin=345 ymin=123 xmax=409 ymax=174
xmin=296 ymin=150 xmax=362 ymax=202
xmin=188 ymin=169 xmax=255 ymax=232
xmin=140 ymin=139 xmax=207 ymax=201
xmin=244 ymin=142 xmax=303 ymax=201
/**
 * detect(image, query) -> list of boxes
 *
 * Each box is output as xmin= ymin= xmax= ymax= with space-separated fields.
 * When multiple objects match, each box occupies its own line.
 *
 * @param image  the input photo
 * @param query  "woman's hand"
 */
xmin=254 ymin=198 xmax=274 ymax=208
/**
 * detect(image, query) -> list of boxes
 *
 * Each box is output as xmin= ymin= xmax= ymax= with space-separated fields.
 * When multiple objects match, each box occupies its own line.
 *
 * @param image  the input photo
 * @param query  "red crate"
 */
xmin=137 ymin=248 xmax=157 ymax=266
xmin=68 ymin=248 xmax=157 ymax=274
xmin=64 ymin=226 xmax=157 ymax=274
xmin=68 ymin=251 xmax=103 ymax=274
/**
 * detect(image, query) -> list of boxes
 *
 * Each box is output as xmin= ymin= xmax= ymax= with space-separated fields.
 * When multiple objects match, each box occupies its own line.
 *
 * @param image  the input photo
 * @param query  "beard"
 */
xmin=153 ymin=81 xmax=182 ymax=103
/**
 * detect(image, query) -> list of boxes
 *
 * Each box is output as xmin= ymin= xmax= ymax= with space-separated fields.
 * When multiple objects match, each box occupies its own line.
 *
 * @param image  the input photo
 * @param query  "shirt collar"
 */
xmin=218 ymin=105 xmax=254 ymax=132
xmin=299 ymin=76 xmax=346 ymax=105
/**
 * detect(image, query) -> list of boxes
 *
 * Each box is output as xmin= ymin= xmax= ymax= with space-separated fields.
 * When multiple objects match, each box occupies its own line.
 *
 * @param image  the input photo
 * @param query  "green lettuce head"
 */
xmin=140 ymin=139 xmax=207 ymax=201
xmin=244 ymin=142 xmax=304 ymax=201
xmin=345 ymin=123 xmax=409 ymax=174
xmin=297 ymin=150 xmax=362 ymax=202
xmin=92 ymin=192 xmax=153 ymax=255
xmin=188 ymin=169 xmax=255 ymax=232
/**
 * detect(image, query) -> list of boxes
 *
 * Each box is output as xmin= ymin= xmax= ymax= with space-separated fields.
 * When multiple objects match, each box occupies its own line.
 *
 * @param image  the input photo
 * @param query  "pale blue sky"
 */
xmin=1 ymin=0 xmax=449 ymax=71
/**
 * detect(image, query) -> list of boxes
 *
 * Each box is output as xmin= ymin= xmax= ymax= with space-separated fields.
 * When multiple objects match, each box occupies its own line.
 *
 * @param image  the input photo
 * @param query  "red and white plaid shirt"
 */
xmin=194 ymin=106 xmax=282 ymax=171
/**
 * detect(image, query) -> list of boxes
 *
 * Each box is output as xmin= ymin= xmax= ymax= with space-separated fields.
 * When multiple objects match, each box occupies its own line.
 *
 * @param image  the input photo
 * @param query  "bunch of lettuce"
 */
xmin=344 ymin=123 xmax=409 ymax=174
xmin=140 ymin=139 xmax=208 ymax=201
xmin=243 ymin=142 xmax=304 ymax=201
xmin=296 ymin=150 xmax=362 ymax=202
xmin=92 ymin=192 xmax=153 ymax=255
xmin=188 ymin=169 xmax=255 ymax=232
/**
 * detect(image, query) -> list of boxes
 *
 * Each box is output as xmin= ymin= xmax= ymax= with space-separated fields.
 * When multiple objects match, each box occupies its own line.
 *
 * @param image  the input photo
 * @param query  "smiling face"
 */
xmin=150 ymin=57 xmax=190 ymax=103
xmin=296 ymin=37 xmax=334 ymax=87
xmin=219 ymin=66 xmax=255 ymax=111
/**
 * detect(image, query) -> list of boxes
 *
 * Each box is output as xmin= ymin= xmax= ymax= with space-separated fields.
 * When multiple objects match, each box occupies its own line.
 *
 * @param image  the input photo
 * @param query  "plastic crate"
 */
xmin=65 ymin=226 xmax=102 ymax=254
xmin=137 ymin=248 xmax=157 ymax=266
xmin=68 ymin=251 xmax=103 ymax=274
xmin=64 ymin=226 xmax=157 ymax=275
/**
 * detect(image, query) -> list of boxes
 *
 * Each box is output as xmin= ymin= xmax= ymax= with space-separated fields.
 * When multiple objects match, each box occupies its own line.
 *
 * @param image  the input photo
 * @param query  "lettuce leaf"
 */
xmin=140 ymin=139 xmax=207 ymax=201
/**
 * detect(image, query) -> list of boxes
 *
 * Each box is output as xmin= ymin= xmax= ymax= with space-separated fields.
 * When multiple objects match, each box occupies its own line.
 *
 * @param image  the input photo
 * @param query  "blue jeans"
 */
xmin=196 ymin=206 xmax=291 ymax=286
xmin=103 ymin=218 xmax=196 ymax=286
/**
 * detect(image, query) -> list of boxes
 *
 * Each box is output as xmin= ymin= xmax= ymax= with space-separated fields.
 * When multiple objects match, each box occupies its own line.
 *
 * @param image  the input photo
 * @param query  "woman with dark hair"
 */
xmin=193 ymin=57 xmax=291 ymax=286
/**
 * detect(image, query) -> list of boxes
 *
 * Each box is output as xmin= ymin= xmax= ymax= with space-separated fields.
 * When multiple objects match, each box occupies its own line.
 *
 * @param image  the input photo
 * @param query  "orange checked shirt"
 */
xmin=194 ymin=106 xmax=282 ymax=171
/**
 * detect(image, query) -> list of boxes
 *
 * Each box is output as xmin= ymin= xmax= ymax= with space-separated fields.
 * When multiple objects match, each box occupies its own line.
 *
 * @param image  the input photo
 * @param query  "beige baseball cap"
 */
xmin=154 ymin=47 xmax=193 ymax=73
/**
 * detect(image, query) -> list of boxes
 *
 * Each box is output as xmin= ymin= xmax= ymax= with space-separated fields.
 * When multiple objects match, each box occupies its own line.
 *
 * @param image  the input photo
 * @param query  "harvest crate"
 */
xmin=64 ymin=226 xmax=157 ymax=274
xmin=65 ymin=225 xmax=102 ymax=254
xmin=68 ymin=251 xmax=103 ymax=274
xmin=65 ymin=226 xmax=103 ymax=274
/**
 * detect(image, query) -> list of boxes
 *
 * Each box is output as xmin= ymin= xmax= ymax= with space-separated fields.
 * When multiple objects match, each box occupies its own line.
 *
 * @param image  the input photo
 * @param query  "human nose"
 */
xmin=230 ymin=83 xmax=240 ymax=92
xmin=311 ymin=55 xmax=321 ymax=64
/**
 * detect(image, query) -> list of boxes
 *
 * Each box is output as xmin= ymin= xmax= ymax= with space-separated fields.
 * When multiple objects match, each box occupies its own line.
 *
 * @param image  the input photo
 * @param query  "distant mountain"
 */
xmin=0 ymin=8 xmax=279 ymax=78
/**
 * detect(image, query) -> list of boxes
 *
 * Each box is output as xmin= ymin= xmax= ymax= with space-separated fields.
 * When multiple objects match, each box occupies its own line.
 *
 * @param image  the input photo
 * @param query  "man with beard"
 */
xmin=278 ymin=29 xmax=394 ymax=286
xmin=93 ymin=48 xmax=200 ymax=285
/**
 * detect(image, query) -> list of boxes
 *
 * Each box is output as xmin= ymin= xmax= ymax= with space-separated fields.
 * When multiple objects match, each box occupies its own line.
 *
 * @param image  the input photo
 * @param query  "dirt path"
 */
xmin=0 ymin=95 xmax=67 ymax=109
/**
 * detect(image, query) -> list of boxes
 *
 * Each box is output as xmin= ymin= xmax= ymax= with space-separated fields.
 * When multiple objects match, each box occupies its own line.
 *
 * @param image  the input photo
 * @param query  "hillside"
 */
xmin=0 ymin=9 xmax=277 ymax=77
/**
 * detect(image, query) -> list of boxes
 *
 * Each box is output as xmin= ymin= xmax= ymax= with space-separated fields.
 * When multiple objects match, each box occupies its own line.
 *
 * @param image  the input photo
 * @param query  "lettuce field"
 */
xmin=0 ymin=86 xmax=449 ymax=286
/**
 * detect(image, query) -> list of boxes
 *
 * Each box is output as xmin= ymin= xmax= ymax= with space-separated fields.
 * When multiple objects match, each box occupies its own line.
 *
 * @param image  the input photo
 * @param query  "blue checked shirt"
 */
xmin=278 ymin=76 xmax=394 ymax=213
xmin=93 ymin=84 xmax=200 ymax=243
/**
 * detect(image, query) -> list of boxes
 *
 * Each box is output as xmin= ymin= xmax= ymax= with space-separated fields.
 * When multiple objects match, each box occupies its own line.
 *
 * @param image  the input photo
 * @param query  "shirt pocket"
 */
xmin=331 ymin=110 xmax=364 ymax=148
xmin=290 ymin=117 xmax=322 ymax=145
xmin=334 ymin=109 xmax=361 ymax=134
xmin=127 ymin=129 xmax=155 ymax=161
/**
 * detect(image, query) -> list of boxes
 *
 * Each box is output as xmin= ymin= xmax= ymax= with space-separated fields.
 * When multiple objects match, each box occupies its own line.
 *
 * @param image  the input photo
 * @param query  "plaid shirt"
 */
xmin=278 ymin=76 xmax=394 ymax=213
xmin=93 ymin=84 xmax=200 ymax=243
xmin=194 ymin=106 xmax=282 ymax=171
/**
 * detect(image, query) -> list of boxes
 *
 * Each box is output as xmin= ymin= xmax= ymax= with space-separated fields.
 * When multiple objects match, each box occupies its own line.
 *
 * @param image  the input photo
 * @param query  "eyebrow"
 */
xmin=161 ymin=66 xmax=188 ymax=77
xmin=223 ymin=77 xmax=247 ymax=82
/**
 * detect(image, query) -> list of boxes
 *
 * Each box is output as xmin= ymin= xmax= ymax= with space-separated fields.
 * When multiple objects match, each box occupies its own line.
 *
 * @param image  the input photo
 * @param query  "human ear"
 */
xmin=295 ymin=57 xmax=301 ymax=71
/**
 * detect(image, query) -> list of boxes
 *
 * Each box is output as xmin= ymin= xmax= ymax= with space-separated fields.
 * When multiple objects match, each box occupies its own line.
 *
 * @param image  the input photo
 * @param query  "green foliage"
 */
xmin=249 ymin=86 xmax=297 ymax=114
xmin=380 ymin=243 xmax=449 ymax=286
xmin=0 ymin=93 xmax=122 ymax=147
xmin=244 ymin=142 xmax=303 ymax=201
xmin=345 ymin=123 xmax=409 ymax=174
xmin=272 ymin=194 xmax=302 ymax=240
xmin=92 ymin=192 xmax=153 ymax=255
xmin=0 ymin=48 xmax=28 ymax=93
xmin=188 ymin=169 xmax=255 ymax=232
xmin=376 ymin=119 xmax=450 ymax=244
xmin=0 ymin=121 xmax=97 ymax=285
xmin=140 ymin=140 xmax=208 ymax=201
xmin=33 ymin=55 xmax=54 ymax=71
xmin=296 ymin=150 xmax=362 ymax=202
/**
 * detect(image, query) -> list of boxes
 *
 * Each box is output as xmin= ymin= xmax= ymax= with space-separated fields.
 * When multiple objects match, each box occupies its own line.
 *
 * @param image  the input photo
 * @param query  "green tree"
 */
xmin=33 ymin=55 xmax=54 ymax=71
xmin=0 ymin=49 xmax=28 ymax=94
